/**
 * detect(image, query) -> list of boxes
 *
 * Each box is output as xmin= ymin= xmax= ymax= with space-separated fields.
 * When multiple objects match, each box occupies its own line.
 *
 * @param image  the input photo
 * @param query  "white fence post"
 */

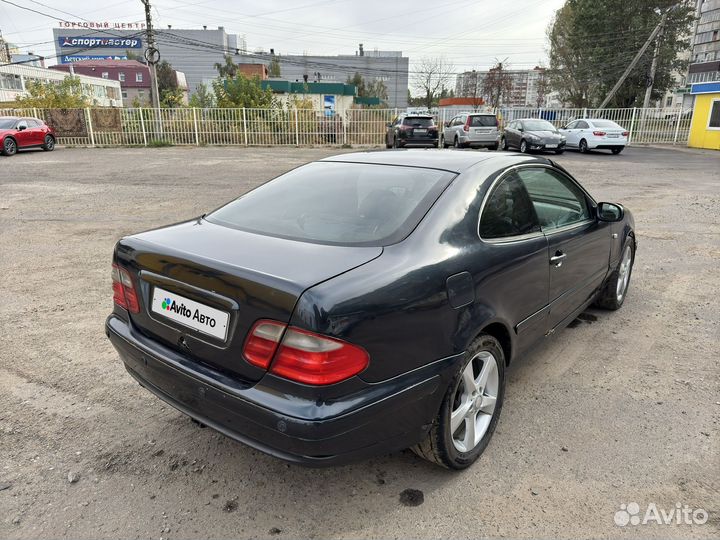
xmin=294 ymin=108 xmax=299 ymax=147
xmin=242 ymin=107 xmax=248 ymax=146
xmin=673 ymin=109 xmax=682 ymax=145
xmin=342 ymin=110 xmax=347 ymax=146
xmin=139 ymin=109 xmax=148 ymax=146
xmin=192 ymin=107 xmax=199 ymax=146
xmin=85 ymin=108 xmax=95 ymax=147
xmin=628 ymin=107 xmax=637 ymax=146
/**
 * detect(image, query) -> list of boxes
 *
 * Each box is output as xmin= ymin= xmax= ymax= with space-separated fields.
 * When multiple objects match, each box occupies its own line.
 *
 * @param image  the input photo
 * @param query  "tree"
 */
xmin=346 ymin=72 xmax=389 ymax=102
xmin=268 ymin=56 xmax=281 ymax=78
xmin=547 ymin=0 xmax=694 ymax=108
xmin=535 ymin=68 xmax=550 ymax=107
xmin=189 ymin=83 xmax=215 ymax=108
xmin=482 ymin=61 xmax=514 ymax=109
xmin=212 ymin=73 xmax=275 ymax=108
xmin=413 ymin=57 xmax=454 ymax=109
xmin=15 ymin=76 xmax=90 ymax=108
xmin=214 ymin=55 xmax=239 ymax=78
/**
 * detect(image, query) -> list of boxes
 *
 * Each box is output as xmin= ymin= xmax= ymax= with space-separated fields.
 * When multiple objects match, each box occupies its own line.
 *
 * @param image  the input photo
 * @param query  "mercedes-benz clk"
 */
xmin=106 ymin=151 xmax=635 ymax=469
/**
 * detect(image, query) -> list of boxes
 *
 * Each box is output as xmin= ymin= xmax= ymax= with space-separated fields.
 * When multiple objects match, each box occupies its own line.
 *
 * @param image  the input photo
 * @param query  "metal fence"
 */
xmin=4 ymin=106 xmax=692 ymax=147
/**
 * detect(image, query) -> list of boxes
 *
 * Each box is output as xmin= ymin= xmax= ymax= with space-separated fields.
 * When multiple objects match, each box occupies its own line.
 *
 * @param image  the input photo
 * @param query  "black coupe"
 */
xmin=106 ymin=151 xmax=635 ymax=469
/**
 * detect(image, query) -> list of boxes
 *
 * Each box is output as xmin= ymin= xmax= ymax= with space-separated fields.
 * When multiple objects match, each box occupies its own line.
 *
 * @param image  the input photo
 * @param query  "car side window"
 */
xmin=565 ymin=121 xmax=577 ymax=129
xmin=516 ymin=168 xmax=592 ymax=231
xmin=479 ymin=172 xmax=541 ymax=240
xmin=577 ymin=121 xmax=589 ymax=129
xmin=27 ymin=119 xmax=40 ymax=128
xmin=451 ymin=116 xmax=460 ymax=126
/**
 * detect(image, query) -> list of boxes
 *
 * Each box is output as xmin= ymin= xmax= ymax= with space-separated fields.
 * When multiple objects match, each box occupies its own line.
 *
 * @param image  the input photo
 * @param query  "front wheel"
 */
xmin=392 ymin=136 xmax=399 ymax=149
xmin=519 ymin=139 xmax=528 ymax=153
xmin=501 ymin=137 xmax=508 ymax=151
xmin=42 ymin=135 xmax=55 ymax=151
xmin=412 ymin=334 xmax=505 ymax=469
xmin=2 ymin=137 xmax=17 ymax=156
xmin=611 ymin=146 xmax=624 ymax=155
xmin=595 ymin=239 xmax=635 ymax=310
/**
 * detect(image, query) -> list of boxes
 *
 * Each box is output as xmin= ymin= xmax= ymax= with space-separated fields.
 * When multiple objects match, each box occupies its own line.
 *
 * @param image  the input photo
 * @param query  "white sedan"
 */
xmin=559 ymin=119 xmax=629 ymax=154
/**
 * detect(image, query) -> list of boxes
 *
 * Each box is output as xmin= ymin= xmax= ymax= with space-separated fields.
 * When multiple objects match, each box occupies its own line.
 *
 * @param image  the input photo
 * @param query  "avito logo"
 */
xmin=160 ymin=297 xmax=217 ymax=329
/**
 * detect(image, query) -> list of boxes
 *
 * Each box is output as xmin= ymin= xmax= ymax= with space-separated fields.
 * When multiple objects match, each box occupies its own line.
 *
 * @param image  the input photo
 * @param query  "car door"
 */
xmin=574 ymin=120 xmax=590 ymax=146
xmin=516 ymin=166 xmax=611 ymax=331
xmin=478 ymin=170 xmax=550 ymax=349
xmin=27 ymin=119 xmax=44 ymax=145
xmin=504 ymin=121 xmax=517 ymax=148
xmin=444 ymin=116 xmax=457 ymax=141
xmin=14 ymin=119 xmax=33 ymax=148
xmin=560 ymin=120 xmax=578 ymax=146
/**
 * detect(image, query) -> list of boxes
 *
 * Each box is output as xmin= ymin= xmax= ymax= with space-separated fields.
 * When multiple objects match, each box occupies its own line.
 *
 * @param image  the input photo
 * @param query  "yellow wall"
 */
xmin=688 ymin=93 xmax=720 ymax=150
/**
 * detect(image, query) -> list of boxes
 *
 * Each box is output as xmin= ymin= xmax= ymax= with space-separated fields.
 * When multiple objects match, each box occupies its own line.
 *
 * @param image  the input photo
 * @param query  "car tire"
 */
xmin=595 ymin=239 xmax=635 ymax=310
xmin=392 ymin=136 xmax=399 ymax=149
xmin=2 ymin=137 xmax=17 ymax=156
xmin=579 ymin=139 xmax=589 ymax=153
xmin=519 ymin=139 xmax=528 ymax=153
xmin=412 ymin=333 xmax=505 ymax=470
xmin=501 ymin=137 xmax=508 ymax=151
xmin=42 ymin=135 xmax=55 ymax=152
xmin=555 ymin=149 xmax=565 ymax=155
xmin=453 ymin=136 xmax=461 ymax=149
xmin=611 ymin=146 xmax=624 ymax=155
xmin=490 ymin=143 xmax=499 ymax=151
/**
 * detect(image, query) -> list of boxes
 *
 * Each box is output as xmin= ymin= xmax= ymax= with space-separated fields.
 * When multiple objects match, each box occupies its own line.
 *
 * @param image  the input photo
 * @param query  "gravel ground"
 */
xmin=0 ymin=145 xmax=718 ymax=539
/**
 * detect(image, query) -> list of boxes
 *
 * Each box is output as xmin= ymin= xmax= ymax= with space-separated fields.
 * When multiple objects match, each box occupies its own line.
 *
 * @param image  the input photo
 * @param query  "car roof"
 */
xmin=320 ymin=150 xmax=550 ymax=174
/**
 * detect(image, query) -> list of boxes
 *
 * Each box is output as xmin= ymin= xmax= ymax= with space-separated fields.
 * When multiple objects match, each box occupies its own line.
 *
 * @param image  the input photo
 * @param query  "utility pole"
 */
xmin=598 ymin=8 xmax=671 ymax=109
xmin=141 ymin=0 xmax=161 ymax=109
xmin=642 ymin=16 xmax=665 ymax=109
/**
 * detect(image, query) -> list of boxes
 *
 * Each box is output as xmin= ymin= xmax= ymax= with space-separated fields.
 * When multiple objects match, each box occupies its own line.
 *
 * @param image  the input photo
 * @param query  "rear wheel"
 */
xmin=611 ymin=146 xmax=624 ymax=155
xmin=579 ymin=139 xmax=589 ymax=153
xmin=519 ymin=139 xmax=528 ymax=153
xmin=42 ymin=135 xmax=55 ymax=151
xmin=454 ymin=136 xmax=461 ymax=149
xmin=596 ymin=239 xmax=635 ymax=310
xmin=412 ymin=334 xmax=505 ymax=469
xmin=2 ymin=137 xmax=17 ymax=156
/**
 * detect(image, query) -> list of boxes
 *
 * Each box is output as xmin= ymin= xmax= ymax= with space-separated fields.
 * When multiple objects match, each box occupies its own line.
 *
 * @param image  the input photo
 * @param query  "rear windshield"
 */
xmin=590 ymin=120 xmax=620 ymax=129
xmin=0 ymin=118 xmax=16 ymax=129
xmin=207 ymin=162 xmax=455 ymax=246
xmin=523 ymin=120 xmax=557 ymax=131
xmin=403 ymin=117 xmax=434 ymax=127
xmin=469 ymin=115 xmax=498 ymax=127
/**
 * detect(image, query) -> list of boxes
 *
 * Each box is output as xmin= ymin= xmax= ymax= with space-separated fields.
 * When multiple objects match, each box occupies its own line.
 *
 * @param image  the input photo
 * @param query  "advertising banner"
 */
xmin=61 ymin=55 xmax=129 ymax=63
xmin=58 ymin=36 xmax=142 ymax=48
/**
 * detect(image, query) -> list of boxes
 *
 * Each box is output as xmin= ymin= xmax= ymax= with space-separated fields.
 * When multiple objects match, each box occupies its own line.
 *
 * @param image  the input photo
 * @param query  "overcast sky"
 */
xmin=1 ymin=0 xmax=566 ymax=74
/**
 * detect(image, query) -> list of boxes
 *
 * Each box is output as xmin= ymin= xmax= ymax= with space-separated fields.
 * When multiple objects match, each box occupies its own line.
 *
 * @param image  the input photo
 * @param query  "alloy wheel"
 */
xmin=45 ymin=136 xmax=55 ymax=150
xmin=520 ymin=140 xmax=527 ymax=153
xmin=450 ymin=351 xmax=499 ymax=453
xmin=616 ymin=245 xmax=632 ymax=301
xmin=4 ymin=138 xmax=16 ymax=155
xmin=580 ymin=139 xmax=588 ymax=153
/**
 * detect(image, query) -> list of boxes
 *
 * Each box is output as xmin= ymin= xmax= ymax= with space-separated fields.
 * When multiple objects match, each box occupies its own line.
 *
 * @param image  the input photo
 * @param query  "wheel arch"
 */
xmin=478 ymin=322 xmax=513 ymax=366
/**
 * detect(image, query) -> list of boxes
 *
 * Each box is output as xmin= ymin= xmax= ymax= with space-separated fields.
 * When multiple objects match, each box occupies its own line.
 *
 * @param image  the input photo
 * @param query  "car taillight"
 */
xmin=463 ymin=118 xmax=471 ymax=132
xmin=111 ymin=263 xmax=139 ymax=313
xmin=622 ymin=131 xmax=629 ymax=137
xmin=243 ymin=320 xmax=286 ymax=369
xmin=242 ymin=321 xmax=370 ymax=385
xmin=593 ymin=131 xmax=606 ymax=136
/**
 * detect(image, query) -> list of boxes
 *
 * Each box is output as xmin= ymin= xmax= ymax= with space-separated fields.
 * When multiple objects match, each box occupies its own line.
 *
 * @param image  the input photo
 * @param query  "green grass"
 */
xmin=147 ymin=139 xmax=174 ymax=148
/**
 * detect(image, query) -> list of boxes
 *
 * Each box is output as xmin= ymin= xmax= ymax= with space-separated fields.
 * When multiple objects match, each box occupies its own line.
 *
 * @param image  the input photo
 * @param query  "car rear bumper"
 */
xmin=461 ymin=133 xmax=500 ymax=145
xmin=106 ymin=315 xmax=460 ymax=466
xmin=398 ymin=137 xmax=438 ymax=146
xmin=589 ymin=141 xmax=627 ymax=149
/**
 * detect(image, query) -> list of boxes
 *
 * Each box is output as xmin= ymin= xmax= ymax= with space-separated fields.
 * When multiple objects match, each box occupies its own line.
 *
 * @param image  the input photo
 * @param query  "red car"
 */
xmin=0 ymin=116 xmax=56 ymax=156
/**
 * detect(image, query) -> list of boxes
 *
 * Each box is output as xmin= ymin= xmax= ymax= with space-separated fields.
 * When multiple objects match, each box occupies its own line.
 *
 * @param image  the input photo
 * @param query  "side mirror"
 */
xmin=597 ymin=202 xmax=624 ymax=222
xmin=444 ymin=121 xmax=450 ymax=127
xmin=518 ymin=126 xmax=524 ymax=132
xmin=18 ymin=124 xmax=27 ymax=131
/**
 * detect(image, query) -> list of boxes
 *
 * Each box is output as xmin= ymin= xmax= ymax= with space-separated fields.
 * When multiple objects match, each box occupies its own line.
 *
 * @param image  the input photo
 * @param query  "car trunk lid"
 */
xmin=114 ymin=218 xmax=382 ymax=383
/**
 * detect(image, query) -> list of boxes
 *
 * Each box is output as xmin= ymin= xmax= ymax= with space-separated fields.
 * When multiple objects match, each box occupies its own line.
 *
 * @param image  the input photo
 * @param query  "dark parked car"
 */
xmin=106 ymin=151 xmax=635 ymax=469
xmin=502 ymin=118 xmax=566 ymax=154
xmin=0 ymin=116 xmax=56 ymax=156
xmin=385 ymin=114 xmax=439 ymax=148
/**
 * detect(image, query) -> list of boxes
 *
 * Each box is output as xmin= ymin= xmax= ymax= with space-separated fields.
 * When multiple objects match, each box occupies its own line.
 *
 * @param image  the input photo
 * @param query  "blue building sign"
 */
xmin=58 ymin=36 xmax=142 ymax=48
xmin=61 ymin=55 xmax=129 ymax=63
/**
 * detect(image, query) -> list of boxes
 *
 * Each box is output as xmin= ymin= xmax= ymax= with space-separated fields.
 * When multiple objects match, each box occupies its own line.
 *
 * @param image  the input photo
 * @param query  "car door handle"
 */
xmin=550 ymin=252 xmax=567 ymax=267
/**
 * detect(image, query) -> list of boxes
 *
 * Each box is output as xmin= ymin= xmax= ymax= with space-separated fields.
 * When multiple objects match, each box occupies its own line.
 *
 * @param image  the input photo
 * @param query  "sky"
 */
xmin=1 ymin=0 xmax=566 ymax=75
